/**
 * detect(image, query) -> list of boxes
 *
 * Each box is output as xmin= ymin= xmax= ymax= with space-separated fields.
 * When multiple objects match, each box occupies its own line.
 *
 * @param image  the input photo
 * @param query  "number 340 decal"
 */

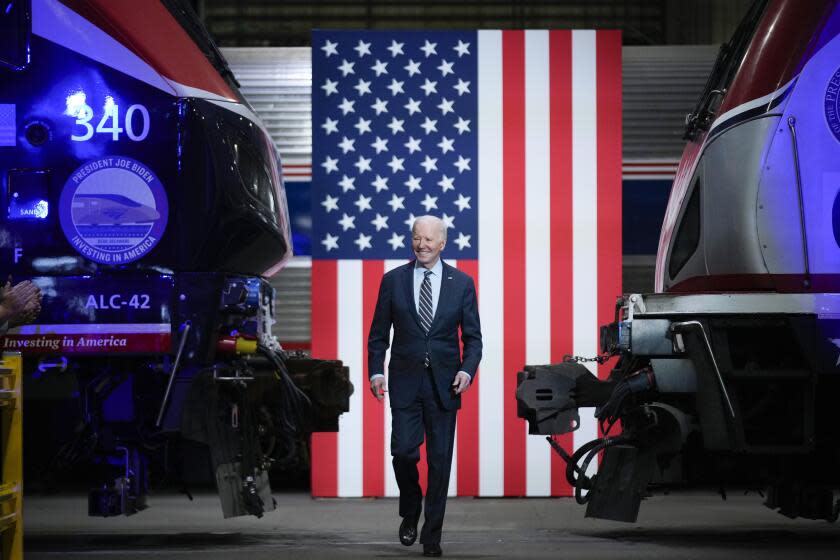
xmin=69 ymin=99 xmax=150 ymax=142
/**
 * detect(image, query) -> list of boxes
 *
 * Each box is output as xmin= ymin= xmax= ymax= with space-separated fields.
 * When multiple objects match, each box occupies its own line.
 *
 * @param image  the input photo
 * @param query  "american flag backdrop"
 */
xmin=310 ymin=29 xmax=622 ymax=497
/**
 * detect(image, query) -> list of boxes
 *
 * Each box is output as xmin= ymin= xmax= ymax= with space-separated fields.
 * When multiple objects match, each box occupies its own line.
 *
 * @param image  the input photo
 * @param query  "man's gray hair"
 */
xmin=412 ymin=215 xmax=447 ymax=241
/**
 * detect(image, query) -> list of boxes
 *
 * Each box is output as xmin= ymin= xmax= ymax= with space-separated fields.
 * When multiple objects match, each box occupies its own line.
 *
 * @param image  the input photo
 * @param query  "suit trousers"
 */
xmin=390 ymin=367 xmax=458 ymax=545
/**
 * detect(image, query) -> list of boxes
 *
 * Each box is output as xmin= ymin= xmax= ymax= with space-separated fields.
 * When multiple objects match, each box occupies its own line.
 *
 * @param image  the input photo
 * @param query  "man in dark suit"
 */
xmin=368 ymin=215 xmax=482 ymax=557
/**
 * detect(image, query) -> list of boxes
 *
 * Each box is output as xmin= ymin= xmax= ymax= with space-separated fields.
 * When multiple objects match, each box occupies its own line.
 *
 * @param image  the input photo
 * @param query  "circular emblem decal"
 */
xmin=824 ymin=67 xmax=840 ymax=143
xmin=833 ymin=189 xmax=840 ymax=248
xmin=60 ymin=156 xmax=168 ymax=264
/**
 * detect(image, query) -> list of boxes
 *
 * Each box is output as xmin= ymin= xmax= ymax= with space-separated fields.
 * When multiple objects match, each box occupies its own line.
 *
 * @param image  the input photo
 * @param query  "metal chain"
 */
xmin=563 ymin=353 xmax=612 ymax=365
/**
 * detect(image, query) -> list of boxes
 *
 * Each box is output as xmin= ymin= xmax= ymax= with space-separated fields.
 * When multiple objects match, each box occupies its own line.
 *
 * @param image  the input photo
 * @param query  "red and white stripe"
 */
xmin=622 ymin=160 xmax=679 ymax=180
xmin=311 ymin=29 xmax=621 ymax=497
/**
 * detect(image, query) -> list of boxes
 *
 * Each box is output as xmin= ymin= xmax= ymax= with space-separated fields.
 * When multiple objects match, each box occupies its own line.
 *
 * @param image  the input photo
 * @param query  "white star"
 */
xmin=454 ymin=232 xmax=471 ymax=250
xmin=421 ymin=155 xmax=438 ymax=173
xmin=354 ymin=155 xmax=372 ymax=174
xmin=387 ymin=155 xmax=405 ymax=173
xmin=420 ymin=40 xmax=438 ymax=58
xmin=386 ymin=117 xmax=405 ymax=135
xmin=404 ymin=136 xmax=422 ymax=154
xmin=354 ymin=39 xmax=372 ymax=57
xmin=321 ymin=194 xmax=339 ymax=213
xmin=354 ymin=194 xmax=372 ymax=213
xmin=387 ymin=232 xmax=405 ymax=250
xmin=420 ymin=79 xmax=438 ymax=96
xmin=338 ymin=97 xmax=355 ymax=115
xmin=387 ymin=78 xmax=405 ymax=96
xmin=420 ymin=194 xmax=438 ymax=212
xmin=404 ymin=97 xmax=422 ymax=115
xmin=437 ymin=136 xmax=455 ymax=154
xmin=420 ymin=117 xmax=438 ymax=135
xmin=371 ymin=136 xmax=389 ymax=154
xmin=338 ymin=174 xmax=356 ymax=193
xmin=338 ymin=59 xmax=355 ymax=77
xmin=321 ymin=78 xmax=338 ymax=96
xmin=454 ymin=155 xmax=471 ymax=173
xmin=437 ymin=98 xmax=454 ymax=115
xmin=321 ymin=117 xmax=339 ymax=135
xmin=404 ymin=175 xmax=422 ymax=192
xmin=454 ymin=78 xmax=471 ymax=96
xmin=437 ymin=59 xmax=454 ymax=76
xmin=832 ymin=339 xmax=840 ymax=366
xmin=371 ymin=213 xmax=389 ymax=231
xmin=371 ymin=97 xmax=389 ymax=115
xmin=321 ymin=156 xmax=338 ymax=174
xmin=437 ymin=175 xmax=455 ymax=192
xmin=321 ymin=233 xmax=339 ymax=251
xmin=387 ymin=193 xmax=405 ymax=212
xmin=453 ymin=40 xmax=471 ymax=57
xmin=321 ymin=40 xmax=339 ymax=58
xmin=403 ymin=212 xmax=417 ymax=229
xmin=387 ymin=40 xmax=405 ymax=57
xmin=441 ymin=213 xmax=455 ymax=230
xmin=338 ymin=136 xmax=356 ymax=154
xmin=454 ymin=116 xmax=471 ymax=134
xmin=338 ymin=213 xmax=356 ymax=231
xmin=354 ymin=117 xmax=372 ymax=135
xmin=372 ymin=174 xmax=389 ymax=192
xmin=404 ymin=59 xmax=421 ymax=77
xmin=454 ymin=193 xmax=471 ymax=211
xmin=371 ymin=59 xmax=389 ymax=77
xmin=353 ymin=78 xmax=371 ymax=96
xmin=355 ymin=232 xmax=372 ymax=251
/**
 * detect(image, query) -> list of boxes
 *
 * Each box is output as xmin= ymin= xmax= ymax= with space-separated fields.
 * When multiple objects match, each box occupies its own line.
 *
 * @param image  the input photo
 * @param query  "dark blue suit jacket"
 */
xmin=367 ymin=260 xmax=482 ymax=410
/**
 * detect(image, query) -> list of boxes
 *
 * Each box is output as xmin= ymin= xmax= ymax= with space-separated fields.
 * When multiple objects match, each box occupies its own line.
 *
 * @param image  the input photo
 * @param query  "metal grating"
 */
xmin=222 ymin=48 xmax=312 ymax=169
xmin=268 ymin=263 xmax=311 ymax=344
xmin=206 ymin=0 xmax=667 ymax=47
xmin=622 ymin=45 xmax=718 ymax=160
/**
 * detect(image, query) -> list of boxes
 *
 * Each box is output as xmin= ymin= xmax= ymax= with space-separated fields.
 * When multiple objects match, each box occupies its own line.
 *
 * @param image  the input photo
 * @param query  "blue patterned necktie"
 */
xmin=419 ymin=270 xmax=433 ymax=367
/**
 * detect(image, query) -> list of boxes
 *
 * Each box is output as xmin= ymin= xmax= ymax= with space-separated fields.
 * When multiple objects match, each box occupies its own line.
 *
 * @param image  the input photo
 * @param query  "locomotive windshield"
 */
xmin=161 ymin=0 xmax=241 ymax=96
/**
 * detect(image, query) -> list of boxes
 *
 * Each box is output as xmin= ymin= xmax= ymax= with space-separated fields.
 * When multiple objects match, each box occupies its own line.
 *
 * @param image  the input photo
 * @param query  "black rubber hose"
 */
xmin=574 ymin=442 xmax=608 ymax=505
xmin=574 ymin=437 xmax=631 ymax=505
xmin=256 ymin=345 xmax=314 ymax=452
xmin=596 ymin=383 xmax=630 ymax=421
xmin=565 ymin=438 xmax=605 ymax=490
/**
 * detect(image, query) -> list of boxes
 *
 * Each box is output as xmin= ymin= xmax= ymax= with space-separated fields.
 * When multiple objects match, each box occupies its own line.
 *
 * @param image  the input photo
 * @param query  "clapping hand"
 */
xmin=0 ymin=276 xmax=42 ymax=327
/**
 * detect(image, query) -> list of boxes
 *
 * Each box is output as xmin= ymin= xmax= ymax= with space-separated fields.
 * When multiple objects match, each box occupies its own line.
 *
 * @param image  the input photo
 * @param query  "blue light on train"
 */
xmin=64 ymin=90 xmax=88 ymax=118
xmin=33 ymin=200 xmax=49 ymax=218
xmin=8 ymin=198 xmax=49 ymax=220
xmin=0 ymin=103 xmax=14 ymax=146
xmin=8 ymin=168 xmax=50 ymax=220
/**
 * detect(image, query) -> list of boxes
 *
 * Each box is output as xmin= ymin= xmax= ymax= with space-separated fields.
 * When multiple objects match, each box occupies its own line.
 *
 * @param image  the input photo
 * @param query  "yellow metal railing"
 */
xmin=0 ymin=352 xmax=22 ymax=560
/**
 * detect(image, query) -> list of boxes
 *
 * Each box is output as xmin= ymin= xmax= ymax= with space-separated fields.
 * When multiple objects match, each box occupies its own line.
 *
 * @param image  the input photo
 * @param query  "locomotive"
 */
xmin=517 ymin=0 xmax=840 ymax=522
xmin=0 ymin=0 xmax=352 ymax=518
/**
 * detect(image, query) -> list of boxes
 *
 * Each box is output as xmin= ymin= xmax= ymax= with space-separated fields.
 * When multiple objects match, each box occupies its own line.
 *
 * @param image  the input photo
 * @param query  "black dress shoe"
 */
xmin=399 ymin=516 xmax=418 ymax=546
xmin=423 ymin=543 xmax=442 ymax=557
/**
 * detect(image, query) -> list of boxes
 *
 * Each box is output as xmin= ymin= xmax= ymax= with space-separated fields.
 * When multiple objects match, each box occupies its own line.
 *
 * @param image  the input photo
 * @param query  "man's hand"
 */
xmin=0 ymin=279 xmax=42 ymax=328
xmin=452 ymin=372 xmax=471 ymax=395
xmin=370 ymin=376 xmax=387 ymax=401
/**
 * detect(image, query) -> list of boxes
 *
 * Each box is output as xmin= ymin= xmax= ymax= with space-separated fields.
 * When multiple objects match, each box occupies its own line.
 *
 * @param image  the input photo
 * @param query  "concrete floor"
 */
xmin=24 ymin=491 xmax=840 ymax=559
